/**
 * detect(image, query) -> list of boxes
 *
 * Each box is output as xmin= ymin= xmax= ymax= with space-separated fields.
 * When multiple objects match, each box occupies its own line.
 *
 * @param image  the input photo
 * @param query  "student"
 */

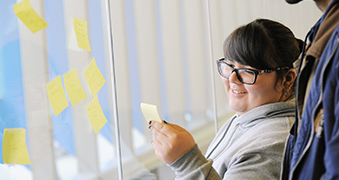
xmin=282 ymin=0 xmax=339 ymax=179
xmin=149 ymin=19 xmax=302 ymax=179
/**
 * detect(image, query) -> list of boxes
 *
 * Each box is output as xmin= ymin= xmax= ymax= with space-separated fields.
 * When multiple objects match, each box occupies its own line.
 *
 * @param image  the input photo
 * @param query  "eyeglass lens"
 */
xmin=218 ymin=62 xmax=256 ymax=84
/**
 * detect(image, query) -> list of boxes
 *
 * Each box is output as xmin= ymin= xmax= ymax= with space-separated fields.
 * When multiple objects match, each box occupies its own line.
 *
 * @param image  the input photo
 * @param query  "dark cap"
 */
xmin=286 ymin=0 xmax=303 ymax=4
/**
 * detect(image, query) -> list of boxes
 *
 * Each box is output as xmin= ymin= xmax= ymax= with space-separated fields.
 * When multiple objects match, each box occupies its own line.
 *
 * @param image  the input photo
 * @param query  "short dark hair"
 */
xmin=223 ymin=18 xmax=302 ymax=86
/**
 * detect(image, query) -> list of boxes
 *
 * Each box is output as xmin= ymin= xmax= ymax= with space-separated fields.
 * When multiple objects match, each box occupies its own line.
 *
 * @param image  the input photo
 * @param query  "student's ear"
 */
xmin=284 ymin=69 xmax=297 ymax=88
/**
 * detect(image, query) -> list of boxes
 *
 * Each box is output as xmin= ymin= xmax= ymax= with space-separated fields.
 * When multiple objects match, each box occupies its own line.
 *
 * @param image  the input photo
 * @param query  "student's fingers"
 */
xmin=152 ymin=130 xmax=185 ymax=164
xmin=152 ymin=140 xmax=169 ymax=163
xmin=152 ymin=132 xmax=173 ymax=157
xmin=152 ymin=127 xmax=170 ymax=143
xmin=149 ymin=120 xmax=195 ymax=148
xmin=152 ymin=134 xmax=163 ymax=147
xmin=152 ymin=138 xmax=166 ymax=162
xmin=150 ymin=120 xmax=186 ymax=137
xmin=151 ymin=122 xmax=195 ymax=150
xmin=149 ymin=120 xmax=173 ymax=135
xmin=151 ymin=122 xmax=181 ymax=151
xmin=150 ymin=120 xmax=197 ymax=164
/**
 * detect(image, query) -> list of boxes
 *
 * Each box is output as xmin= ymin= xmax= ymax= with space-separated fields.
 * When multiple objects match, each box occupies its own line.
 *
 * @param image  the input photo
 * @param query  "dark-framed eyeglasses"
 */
xmin=216 ymin=58 xmax=290 ymax=85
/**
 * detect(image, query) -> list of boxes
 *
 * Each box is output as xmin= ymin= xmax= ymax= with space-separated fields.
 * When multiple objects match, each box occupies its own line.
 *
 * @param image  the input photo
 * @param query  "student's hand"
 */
xmin=149 ymin=120 xmax=196 ymax=164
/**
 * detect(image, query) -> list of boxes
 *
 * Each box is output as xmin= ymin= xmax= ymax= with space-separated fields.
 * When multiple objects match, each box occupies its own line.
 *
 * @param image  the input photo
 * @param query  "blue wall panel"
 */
xmin=0 ymin=0 xmax=27 ymax=164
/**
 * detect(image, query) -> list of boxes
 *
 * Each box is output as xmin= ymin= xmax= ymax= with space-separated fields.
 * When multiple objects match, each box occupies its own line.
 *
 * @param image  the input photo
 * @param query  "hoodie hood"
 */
xmin=236 ymin=98 xmax=295 ymax=127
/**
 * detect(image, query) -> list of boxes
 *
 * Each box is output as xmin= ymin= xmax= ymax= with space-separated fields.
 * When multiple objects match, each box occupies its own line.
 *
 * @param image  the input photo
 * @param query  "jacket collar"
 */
xmin=292 ymin=0 xmax=339 ymax=137
xmin=305 ymin=0 xmax=339 ymax=59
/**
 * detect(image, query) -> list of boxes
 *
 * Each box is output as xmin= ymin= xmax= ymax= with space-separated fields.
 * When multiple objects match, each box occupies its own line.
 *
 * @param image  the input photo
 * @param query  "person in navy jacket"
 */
xmin=282 ymin=0 xmax=339 ymax=179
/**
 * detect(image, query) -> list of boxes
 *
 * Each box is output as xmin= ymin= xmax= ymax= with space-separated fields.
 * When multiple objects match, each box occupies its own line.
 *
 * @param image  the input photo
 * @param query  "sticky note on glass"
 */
xmin=63 ymin=68 xmax=87 ymax=106
xmin=86 ymin=96 xmax=108 ymax=134
xmin=13 ymin=0 xmax=49 ymax=33
xmin=73 ymin=17 xmax=91 ymax=51
xmin=46 ymin=75 xmax=69 ymax=116
xmin=3 ymin=128 xmax=31 ymax=164
xmin=140 ymin=103 xmax=162 ymax=122
xmin=85 ymin=58 xmax=106 ymax=96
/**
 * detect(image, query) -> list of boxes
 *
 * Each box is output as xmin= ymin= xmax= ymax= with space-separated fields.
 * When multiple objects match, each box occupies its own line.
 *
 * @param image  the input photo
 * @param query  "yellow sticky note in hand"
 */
xmin=85 ymin=58 xmax=106 ymax=96
xmin=3 ymin=128 xmax=31 ymax=164
xmin=86 ymin=96 xmax=108 ymax=134
xmin=46 ymin=75 xmax=69 ymax=116
xmin=73 ymin=17 xmax=91 ymax=51
xmin=13 ymin=0 xmax=49 ymax=33
xmin=63 ymin=68 xmax=87 ymax=106
xmin=140 ymin=103 xmax=162 ymax=122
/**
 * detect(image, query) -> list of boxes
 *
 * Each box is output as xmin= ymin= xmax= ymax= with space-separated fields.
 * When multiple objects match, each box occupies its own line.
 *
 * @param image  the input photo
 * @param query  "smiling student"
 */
xmin=149 ymin=19 xmax=303 ymax=180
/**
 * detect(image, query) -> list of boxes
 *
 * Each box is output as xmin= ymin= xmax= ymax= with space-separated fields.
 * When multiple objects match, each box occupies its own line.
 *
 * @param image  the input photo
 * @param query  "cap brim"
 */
xmin=285 ymin=0 xmax=303 ymax=4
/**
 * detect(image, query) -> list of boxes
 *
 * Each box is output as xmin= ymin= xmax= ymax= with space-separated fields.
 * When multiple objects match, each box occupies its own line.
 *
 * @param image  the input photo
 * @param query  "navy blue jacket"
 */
xmin=282 ymin=0 xmax=339 ymax=179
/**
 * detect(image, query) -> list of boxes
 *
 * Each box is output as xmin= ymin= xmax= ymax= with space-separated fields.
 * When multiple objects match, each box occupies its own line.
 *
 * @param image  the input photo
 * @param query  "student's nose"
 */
xmin=228 ymin=70 xmax=241 ymax=84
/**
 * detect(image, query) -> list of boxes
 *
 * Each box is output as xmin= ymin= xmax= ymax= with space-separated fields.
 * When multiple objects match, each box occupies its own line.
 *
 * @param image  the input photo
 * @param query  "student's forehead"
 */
xmin=226 ymin=59 xmax=254 ymax=69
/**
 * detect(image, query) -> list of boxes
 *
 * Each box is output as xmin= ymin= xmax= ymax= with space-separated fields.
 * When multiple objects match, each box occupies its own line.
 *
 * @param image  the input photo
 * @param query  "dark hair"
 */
xmin=223 ymin=18 xmax=302 ymax=86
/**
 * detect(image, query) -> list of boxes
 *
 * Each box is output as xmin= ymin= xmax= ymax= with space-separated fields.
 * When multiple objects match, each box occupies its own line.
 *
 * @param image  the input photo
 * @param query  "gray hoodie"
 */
xmin=169 ymin=99 xmax=295 ymax=180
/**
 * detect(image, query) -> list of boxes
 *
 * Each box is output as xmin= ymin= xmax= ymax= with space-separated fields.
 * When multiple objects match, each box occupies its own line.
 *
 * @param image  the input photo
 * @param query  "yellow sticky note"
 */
xmin=46 ymin=75 xmax=69 ymax=116
xmin=3 ymin=128 xmax=31 ymax=164
xmin=140 ymin=103 xmax=162 ymax=122
xmin=86 ymin=96 xmax=108 ymax=134
xmin=63 ymin=69 xmax=87 ymax=106
xmin=13 ymin=0 xmax=49 ymax=33
xmin=84 ymin=58 xmax=106 ymax=96
xmin=73 ymin=17 xmax=91 ymax=51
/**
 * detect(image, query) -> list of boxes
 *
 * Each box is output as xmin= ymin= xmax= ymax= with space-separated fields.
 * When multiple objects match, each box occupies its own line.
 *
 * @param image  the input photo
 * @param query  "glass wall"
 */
xmin=0 ymin=0 xmax=321 ymax=179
